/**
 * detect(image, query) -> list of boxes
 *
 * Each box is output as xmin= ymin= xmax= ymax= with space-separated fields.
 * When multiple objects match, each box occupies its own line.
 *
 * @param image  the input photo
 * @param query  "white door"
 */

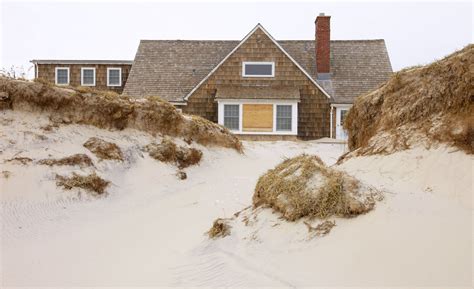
xmin=335 ymin=108 xmax=349 ymax=140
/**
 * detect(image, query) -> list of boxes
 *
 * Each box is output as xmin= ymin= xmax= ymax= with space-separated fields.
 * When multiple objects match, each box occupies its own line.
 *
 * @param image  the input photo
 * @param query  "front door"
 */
xmin=336 ymin=108 xmax=348 ymax=140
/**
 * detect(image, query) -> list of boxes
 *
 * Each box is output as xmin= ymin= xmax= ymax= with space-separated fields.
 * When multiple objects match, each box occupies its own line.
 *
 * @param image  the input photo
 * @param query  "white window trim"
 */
xmin=81 ymin=67 xmax=96 ymax=86
xmin=107 ymin=67 xmax=122 ymax=87
xmin=55 ymin=67 xmax=70 ymax=86
xmin=242 ymin=61 xmax=275 ymax=78
xmin=217 ymin=99 xmax=298 ymax=135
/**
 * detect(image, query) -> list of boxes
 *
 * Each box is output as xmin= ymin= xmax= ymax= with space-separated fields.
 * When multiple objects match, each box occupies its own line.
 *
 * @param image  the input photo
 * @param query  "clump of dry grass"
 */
xmin=83 ymin=137 xmax=123 ymax=161
xmin=176 ymin=170 xmax=187 ymax=180
xmin=304 ymin=220 xmax=336 ymax=236
xmin=0 ymin=77 xmax=242 ymax=151
xmin=5 ymin=157 xmax=33 ymax=165
xmin=253 ymin=154 xmax=376 ymax=221
xmin=345 ymin=44 xmax=473 ymax=156
xmin=56 ymin=172 xmax=110 ymax=195
xmin=145 ymin=138 xmax=202 ymax=169
xmin=1 ymin=170 xmax=12 ymax=178
xmin=207 ymin=218 xmax=231 ymax=239
xmin=38 ymin=154 xmax=93 ymax=168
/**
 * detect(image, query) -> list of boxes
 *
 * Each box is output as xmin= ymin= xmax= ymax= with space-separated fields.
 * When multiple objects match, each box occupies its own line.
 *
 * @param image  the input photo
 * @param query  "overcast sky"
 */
xmin=1 ymin=0 xmax=472 ymax=77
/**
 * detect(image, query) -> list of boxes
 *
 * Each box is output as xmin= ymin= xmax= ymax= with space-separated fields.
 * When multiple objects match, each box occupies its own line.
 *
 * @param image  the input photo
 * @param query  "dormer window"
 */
xmin=242 ymin=62 xmax=275 ymax=77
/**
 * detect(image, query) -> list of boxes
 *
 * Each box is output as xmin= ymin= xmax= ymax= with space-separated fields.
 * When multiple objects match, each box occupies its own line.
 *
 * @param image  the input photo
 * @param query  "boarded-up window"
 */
xmin=243 ymin=104 xmax=273 ymax=132
xmin=276 ymin=105 xmax=292 ymax=131
xmin=224 ymin=104 xmax=239 ymax=130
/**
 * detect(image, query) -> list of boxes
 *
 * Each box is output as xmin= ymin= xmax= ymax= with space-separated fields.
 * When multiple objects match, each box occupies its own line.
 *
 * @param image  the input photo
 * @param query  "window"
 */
xmin=276 ymin=105 xmax=292 ymax=131
xmin=242 ymin=62 xmax=275 ymax=77
xmin=107 ymin=67 xmax=122 ymax=87
xmin=223 ymin=104 xmax=239 ymax=130
xmin=55 ymin=67 xmax=69 ymax=85
xmin=340 ymin=109 xmax=348 ymax=126
xmin=81 ymin=67 xmax=96 ymax=86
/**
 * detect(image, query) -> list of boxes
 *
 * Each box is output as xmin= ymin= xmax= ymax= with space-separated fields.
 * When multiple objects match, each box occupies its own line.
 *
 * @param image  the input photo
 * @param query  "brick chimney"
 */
xmin=315 ymin=13 xmax=331 ymax=76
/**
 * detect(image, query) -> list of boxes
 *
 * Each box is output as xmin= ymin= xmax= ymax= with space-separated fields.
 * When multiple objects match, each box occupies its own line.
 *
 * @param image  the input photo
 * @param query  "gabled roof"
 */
xmin=123 ymin=26 xmax=392 ymax=104
xmin=183 ymin=24 xmax=331 ymax=100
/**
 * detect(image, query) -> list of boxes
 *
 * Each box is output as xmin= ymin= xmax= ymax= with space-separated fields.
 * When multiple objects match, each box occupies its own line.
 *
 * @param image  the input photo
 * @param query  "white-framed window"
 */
xmin=81 ymin=67 xmax=96 ymax=86
xmin=55 ymin=67 xmax=70 ymax=85
xmin=276 ymin=105 xmax=292 ymax=131
xmin=107 ymin=67 xmax=122 ymax=87
xmin=242 ymin=62 xmax=275 ymax=77
xmin=218 ymin=100 xmax=298 ymax=135
xmin=223 ymin=104 xmax=240 ymax=131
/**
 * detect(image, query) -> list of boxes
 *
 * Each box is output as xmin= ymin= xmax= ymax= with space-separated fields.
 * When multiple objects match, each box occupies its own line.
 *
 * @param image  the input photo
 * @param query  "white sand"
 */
xmin=0 ymin=109 xmax=472 ymax=288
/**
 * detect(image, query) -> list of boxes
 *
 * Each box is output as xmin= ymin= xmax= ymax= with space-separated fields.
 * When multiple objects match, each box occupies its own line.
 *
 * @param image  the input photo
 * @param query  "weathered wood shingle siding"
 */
xmin=183 ymin=28 xmax=330 ymax=139
xmin=37 ymin=64 xmax=131 ymax=93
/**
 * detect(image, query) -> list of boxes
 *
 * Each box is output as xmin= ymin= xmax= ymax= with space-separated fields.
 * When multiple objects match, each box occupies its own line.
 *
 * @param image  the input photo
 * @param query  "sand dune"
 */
xmin=1 ymin=109 xmax=472 ymax=288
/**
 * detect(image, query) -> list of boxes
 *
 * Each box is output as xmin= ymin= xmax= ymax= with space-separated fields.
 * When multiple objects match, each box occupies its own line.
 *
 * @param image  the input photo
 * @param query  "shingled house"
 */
xmin=32 ymin=14 xmax=392 ymax=140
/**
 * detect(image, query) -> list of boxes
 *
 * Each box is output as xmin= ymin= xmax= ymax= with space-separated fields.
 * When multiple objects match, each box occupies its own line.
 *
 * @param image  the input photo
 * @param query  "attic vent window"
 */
xmin=242 ymin=62 xmax=275 ymax=77
xmin=107 ymin=67 xmax=122 ymax=87
xmin=81 ymin=67 xmax=96 ymax=86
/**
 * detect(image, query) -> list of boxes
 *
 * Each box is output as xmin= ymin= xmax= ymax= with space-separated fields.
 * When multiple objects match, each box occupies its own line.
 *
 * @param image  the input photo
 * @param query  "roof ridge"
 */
xmin=140 ymin=39 xmax=239 ymax=42
xmin=140 ymin=39 xmax=386 ymax=43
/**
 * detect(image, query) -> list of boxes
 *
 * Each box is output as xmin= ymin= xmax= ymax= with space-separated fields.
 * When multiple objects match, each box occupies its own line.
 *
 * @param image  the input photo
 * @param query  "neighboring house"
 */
xmin=31 ymin=14 xmax=392 ymax=140
xmin=30 ymin=60 xmax=132 ymax=93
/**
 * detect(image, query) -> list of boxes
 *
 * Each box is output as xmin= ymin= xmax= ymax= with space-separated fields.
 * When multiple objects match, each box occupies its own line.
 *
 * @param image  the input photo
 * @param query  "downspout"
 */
xmin=329 ymin=104 xmax=333 ymax=138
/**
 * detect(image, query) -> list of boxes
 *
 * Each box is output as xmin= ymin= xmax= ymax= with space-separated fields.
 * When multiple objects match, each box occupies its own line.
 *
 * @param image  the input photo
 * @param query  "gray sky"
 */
xmin=1 ymin=1 xmax=472 ymax=77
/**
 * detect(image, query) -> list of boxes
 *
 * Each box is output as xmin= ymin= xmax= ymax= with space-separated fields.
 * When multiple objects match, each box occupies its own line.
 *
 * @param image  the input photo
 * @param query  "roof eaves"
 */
xmin=30 ymin=60 xmax=134 ymax=65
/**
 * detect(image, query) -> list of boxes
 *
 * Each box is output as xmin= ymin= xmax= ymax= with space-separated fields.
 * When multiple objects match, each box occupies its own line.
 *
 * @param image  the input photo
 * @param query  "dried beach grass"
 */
xmin=56 ymin=172 xmax=110 ymax=195
xmin=0 ymin=77 xmax=242 ymax=151
xmin=38 ymin=154 xmax=93 ymax=168
xmin=253 ymin=154 xmax=375 ymax=221
xmin=83 ymin=137 xmax=123 ymax=161
xmin=207 ymin=218 xmax=231 ymax=239
xmin=145 ymin=138 xmax=202 ymax=169
xmin=345 ymin=44 xmax=473 ymax=156
xmin=5 ymin=157 xmax=33 ymax=165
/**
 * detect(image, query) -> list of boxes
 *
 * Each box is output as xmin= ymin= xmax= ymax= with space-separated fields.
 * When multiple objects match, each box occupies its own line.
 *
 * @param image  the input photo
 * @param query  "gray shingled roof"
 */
xmin=31 ymin=60 xmax=133 ymax=64
xmin=215 ymin=86 xmax=300 ymax=100
xmin=123 ymin=39 xmax=392 ymax=103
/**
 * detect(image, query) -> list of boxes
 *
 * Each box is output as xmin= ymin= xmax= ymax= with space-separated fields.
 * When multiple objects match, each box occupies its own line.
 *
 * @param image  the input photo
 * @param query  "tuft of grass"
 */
xmin=1 ymin=170 xmax=12 ymax=178
xmin=38 ymin=154 xmax=93 ymax=168
xmin=253 ymin=154 xmax=374 ymax=221
xmin=5 ymin=157 xmax=33 ymax=165
xmin=145 ymin=138 xmax=202 ymax=169
xmin=83 ymin=137 xmax=123 ymax=161
xmin=56 ymin=172 xmax=110 ymax=195
xmin=207 ymin=218 xmax=231 ymax=239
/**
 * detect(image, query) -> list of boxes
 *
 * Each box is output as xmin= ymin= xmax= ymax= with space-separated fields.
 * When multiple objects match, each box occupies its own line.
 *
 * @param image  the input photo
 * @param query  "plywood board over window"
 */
xmin=243 ymin=104 xmax=273 ymax=132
